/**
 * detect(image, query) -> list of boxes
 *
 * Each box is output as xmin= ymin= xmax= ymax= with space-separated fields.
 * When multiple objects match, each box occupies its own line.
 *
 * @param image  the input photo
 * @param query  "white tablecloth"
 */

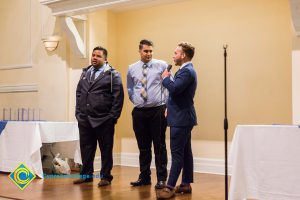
xmin=0 ymin=121 xmax=81 ymax=178
xmin=229 ymin=125 xmax=300 ymax=200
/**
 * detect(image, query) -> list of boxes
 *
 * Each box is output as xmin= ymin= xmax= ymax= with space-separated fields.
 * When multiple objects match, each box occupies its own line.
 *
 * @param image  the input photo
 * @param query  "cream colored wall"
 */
xmin=115 ymin=0 xmax=292 ymax=143
xmin=0 ymin=0 xmax=69 ymax=121
xmin=0 ymin=0 xmax=36 ymax=117
xmin=112 ymin=0 xmax=293 ymax=158
xmin=0 ymin=0 xmax=294 ymax=160
xmin=0 ymin=1 xmax=30 ymax=66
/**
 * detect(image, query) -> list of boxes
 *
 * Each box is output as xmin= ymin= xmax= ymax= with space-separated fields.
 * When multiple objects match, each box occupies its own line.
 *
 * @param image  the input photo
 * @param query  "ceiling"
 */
xmin=40 ymin=0 xmax=300 ymax=36
xmin=40 ymin=0 xmax=185 ymax=16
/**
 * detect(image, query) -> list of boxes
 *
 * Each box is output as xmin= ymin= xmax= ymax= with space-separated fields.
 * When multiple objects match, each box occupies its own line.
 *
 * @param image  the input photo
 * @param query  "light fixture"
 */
xmin=42 ymin=35 xmax=60 ymax=51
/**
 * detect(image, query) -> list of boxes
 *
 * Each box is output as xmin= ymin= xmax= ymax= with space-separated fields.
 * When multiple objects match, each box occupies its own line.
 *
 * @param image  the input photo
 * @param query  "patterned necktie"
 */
xmin=90 ymin=68 xmax=99 ymax=82
xmin=140 ymin=64 xmax=148 ymax=101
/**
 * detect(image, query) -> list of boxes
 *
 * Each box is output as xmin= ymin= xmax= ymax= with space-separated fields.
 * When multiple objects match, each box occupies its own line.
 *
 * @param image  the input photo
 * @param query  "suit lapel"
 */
xmin=174 ymin=69 xmax=180 ymax=78
xmin=174 ymin=69 xmax=182 ymax=78
xmin=175 ymin=63 xmax=193 ymax=78
xmin=89 ymin=71 xmax=107 ymax=88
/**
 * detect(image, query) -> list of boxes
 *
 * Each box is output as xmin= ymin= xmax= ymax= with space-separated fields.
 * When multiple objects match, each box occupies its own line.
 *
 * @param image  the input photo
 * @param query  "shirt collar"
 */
xmin=90 ymin=64 xmax=104 ymax=71
xmin=140 ymin=60 xmax=152 ymax=68
xmin=180 ymin=61 xmax=192 ymax=70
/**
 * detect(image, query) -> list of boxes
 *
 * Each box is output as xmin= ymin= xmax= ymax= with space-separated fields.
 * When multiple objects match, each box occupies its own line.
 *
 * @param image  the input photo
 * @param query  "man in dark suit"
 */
xmin=157 ymin=42 xmax=197 ymax=199
xmin=73 ymin=46 xmax=124 ymax=187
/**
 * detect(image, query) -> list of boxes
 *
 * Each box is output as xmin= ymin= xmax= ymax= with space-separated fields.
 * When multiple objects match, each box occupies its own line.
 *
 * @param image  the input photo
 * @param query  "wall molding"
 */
xmin=290 ymin=0 xmax=300 ymax=36
xmin=61 ymin=16 xmax=87 ymax=58
xmin=0 ymin=1 xmax=33 ymax=71
xmin=0 ymin=84 xmax=38 ymax=93
xmin=94 ymin=153 xmax=231 ymax=175
xmin=0 ymin=64 xmax=33 ymax=71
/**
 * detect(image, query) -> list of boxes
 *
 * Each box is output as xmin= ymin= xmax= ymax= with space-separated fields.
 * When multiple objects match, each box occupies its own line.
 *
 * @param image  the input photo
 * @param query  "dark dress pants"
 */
xmin=167 ymin=126 xmax=194 ymax=187
xmin=78 ymin=119 xmax=115 ymax=181
xmin=132 ymin=105 xmax=168 ymax=181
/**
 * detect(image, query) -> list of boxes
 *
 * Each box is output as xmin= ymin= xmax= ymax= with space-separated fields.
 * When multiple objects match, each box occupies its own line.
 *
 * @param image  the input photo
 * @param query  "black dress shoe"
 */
xmin=175 ymin=184 xmax=192 ymax=193
xmin=155 ymin=181 xmax=166 ymax=189
xmin=130 ymin=178 xmax=151 ymax=186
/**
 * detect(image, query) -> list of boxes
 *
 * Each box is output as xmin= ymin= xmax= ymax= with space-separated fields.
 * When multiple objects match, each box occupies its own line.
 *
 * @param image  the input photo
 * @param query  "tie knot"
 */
xmin=142 ymin=64 xmax=148 ymax=69
xmin=90 ymin=67 xmax=99 ymax=82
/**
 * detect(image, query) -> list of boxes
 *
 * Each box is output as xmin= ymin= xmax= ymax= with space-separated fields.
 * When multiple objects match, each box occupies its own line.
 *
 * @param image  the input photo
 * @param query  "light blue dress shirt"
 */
xmin=127 ymin=59 xmax=168 ymax=108
xmin=88 ymin=64 xmax=105 ymax=81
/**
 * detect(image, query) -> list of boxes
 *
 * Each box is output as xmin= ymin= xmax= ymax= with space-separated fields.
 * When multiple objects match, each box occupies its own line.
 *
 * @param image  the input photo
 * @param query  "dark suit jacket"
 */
xmin=162 ymin=63 xmax=197 ymax=127
xmin=76 ymin=65 xmax=124 ymax=128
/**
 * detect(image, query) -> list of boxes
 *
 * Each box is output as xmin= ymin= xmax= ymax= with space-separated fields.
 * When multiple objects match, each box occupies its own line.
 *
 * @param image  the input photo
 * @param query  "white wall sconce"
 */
xmin=42 ymin=35 xmax=60 ymax=51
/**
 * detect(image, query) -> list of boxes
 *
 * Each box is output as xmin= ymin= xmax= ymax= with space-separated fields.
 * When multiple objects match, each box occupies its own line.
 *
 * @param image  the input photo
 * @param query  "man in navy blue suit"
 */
xmin=157 ymin=42 xmax=197 ymax=199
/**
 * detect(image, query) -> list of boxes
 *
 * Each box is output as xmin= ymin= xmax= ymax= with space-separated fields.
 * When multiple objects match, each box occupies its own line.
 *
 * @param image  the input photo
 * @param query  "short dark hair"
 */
xmin=93 ymin=46 xmax=108 ymax=59
xmin=139 ymin=39 xmax=153 ymax=50
xmin=178 ymin=42 xmax=195 ymax=60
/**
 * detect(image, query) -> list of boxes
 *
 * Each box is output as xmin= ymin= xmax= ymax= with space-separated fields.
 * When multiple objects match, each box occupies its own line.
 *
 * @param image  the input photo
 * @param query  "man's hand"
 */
xmin=161 ymin=69 xmax=171 ymax=79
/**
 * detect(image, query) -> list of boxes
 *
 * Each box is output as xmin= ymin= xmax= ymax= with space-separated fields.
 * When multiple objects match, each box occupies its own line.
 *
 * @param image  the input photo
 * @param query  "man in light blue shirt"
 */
xmin=127 ymin=39 xmax=168 ymax=189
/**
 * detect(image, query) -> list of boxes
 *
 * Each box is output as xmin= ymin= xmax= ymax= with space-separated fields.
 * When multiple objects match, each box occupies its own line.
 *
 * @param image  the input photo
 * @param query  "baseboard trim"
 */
xmin=94 ymin=153 xmax=231 ymax=175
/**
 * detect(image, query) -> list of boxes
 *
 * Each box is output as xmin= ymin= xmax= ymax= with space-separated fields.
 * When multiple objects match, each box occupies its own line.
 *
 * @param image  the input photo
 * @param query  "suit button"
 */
xmin=87 ymin=104 xmax=90 ymax=106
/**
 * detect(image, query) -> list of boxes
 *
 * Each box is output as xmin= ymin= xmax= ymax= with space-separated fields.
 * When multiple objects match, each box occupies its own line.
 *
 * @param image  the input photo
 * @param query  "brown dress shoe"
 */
xmin=73 ymin=178 xmax=93 ymax=184
xmin=174 ymin=184 xmax=192 ymax=193
xmin=156 ymin=187 xmax=175 ymax=199
xmin=98 ymin=179 xmax=111 ymax=187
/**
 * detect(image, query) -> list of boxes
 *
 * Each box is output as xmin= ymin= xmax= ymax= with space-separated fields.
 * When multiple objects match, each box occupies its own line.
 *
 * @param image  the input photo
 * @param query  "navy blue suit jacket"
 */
xmin=76 ymin=65 xmax=124 ymax=128
xmin=162 ymin=63 xmax=197 ymax=127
